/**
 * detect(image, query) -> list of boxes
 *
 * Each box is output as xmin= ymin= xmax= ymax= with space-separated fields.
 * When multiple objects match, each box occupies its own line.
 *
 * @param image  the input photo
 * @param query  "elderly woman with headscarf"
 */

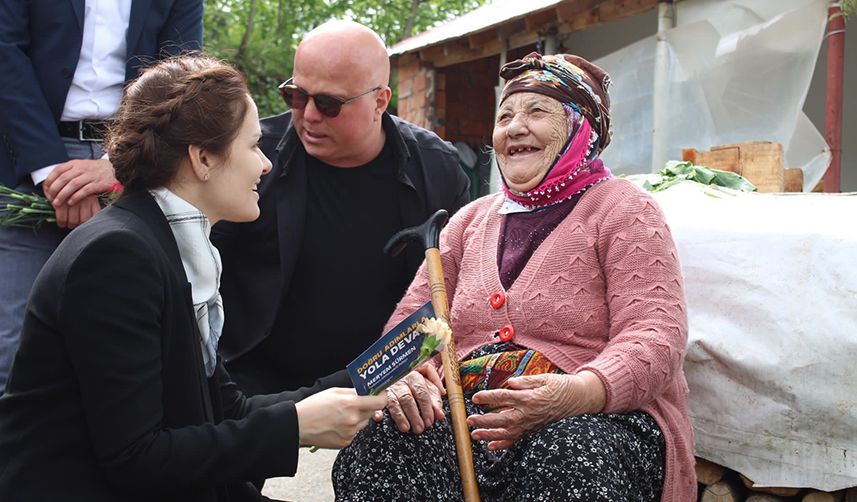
xmin=332 ymin=52 xmax=697 ymax=502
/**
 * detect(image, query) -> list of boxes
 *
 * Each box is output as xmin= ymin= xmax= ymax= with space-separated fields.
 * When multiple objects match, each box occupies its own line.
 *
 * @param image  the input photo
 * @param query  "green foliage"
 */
xmin=0 ymin=183 xmax=55 ymax=230
xmin=842 ymin=0 xmax=856 ymax=21
xmin=203 ymin=0 xmax=487 ymax=118
xmin=622 ymin=161 xmax=758 ymax=194
xmin=0 ymin=184 xmax=121 ymax=231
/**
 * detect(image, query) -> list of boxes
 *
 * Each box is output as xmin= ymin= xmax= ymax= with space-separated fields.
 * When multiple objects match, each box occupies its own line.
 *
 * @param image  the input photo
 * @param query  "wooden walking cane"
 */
xmin=385 ymin=209 xmax=481 ymax=502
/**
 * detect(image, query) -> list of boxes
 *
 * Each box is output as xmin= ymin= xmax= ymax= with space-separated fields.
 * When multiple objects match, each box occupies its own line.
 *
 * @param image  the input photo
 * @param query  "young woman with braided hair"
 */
xmin=0 ymin=55 xmax=386 ymax=500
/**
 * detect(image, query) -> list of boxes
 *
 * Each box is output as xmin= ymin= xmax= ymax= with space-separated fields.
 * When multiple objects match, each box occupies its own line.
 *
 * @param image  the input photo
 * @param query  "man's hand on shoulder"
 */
xmin=44 ymin=158 xmax=116 ymax=207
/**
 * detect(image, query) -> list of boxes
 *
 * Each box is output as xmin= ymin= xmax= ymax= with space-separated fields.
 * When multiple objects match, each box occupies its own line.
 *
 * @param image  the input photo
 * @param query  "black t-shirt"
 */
xmin=247 ymin=141 xmax=409 ymax=391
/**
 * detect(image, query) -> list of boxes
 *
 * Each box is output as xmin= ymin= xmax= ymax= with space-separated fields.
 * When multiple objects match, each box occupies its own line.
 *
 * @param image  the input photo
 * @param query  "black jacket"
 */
xmin=0 ymin=191 xmax=345 ymax=501
xmin=212 ymin=111 xmax=470 ymax=363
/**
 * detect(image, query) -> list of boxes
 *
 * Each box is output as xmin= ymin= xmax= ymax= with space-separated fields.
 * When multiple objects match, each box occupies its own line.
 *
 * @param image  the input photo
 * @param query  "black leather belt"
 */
xmin=58 ymin=120 xmax=108 ymax=142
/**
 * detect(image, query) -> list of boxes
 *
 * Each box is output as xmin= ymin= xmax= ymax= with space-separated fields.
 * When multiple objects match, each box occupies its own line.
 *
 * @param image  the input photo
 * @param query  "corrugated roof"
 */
xmin=388 ymin=0 xmax=566 ymax=56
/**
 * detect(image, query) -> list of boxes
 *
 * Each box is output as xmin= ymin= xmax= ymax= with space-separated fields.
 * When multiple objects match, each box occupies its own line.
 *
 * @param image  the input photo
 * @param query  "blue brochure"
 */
xmin=347 ymin=301 xmax=438 ymax=396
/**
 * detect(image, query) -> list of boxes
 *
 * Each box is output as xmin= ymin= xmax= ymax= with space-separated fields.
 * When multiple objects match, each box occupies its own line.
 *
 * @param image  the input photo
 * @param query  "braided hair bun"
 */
xmin=106 ymin=56 xmax=249 ymax=192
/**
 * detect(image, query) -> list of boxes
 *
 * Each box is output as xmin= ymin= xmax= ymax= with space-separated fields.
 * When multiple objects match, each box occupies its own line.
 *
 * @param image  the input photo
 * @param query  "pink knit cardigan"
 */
xmin=384 ymin=178 xmax=697 ymax=502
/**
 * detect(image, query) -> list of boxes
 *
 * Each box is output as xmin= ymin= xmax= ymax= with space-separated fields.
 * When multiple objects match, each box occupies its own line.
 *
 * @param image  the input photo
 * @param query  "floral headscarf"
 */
xmin=496 ymin=52 xmax=614 ymax=211
xmin=500 ymin=52 xmax=612 ymax=152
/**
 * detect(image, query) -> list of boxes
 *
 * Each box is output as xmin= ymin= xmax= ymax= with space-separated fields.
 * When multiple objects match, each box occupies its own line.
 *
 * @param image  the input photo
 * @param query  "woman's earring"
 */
xmin=203 ymin=173 xmax=210 ymax=181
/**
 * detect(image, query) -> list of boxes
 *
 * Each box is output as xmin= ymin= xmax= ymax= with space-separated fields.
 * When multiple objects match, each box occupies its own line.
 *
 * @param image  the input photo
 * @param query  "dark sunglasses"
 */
xmin=278 ymin=78 xmax=382 ymax=118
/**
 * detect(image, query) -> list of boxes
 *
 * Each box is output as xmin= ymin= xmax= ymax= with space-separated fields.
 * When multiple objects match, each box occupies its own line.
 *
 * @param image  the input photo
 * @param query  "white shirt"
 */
xmin=61 ymin=0 xmax=132 ymax=122
xmin=31 ymin=0 xmax=132 ymax=185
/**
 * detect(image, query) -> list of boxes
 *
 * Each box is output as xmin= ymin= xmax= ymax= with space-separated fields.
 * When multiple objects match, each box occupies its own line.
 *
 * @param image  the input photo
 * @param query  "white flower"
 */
xmin=418 ymin=317 xmax=452 ymax=351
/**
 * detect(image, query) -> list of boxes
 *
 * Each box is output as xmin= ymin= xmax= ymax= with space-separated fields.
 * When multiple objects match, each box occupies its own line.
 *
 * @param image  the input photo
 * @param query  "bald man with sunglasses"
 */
xmin=212 ymin=21 xmax=469 ymax=429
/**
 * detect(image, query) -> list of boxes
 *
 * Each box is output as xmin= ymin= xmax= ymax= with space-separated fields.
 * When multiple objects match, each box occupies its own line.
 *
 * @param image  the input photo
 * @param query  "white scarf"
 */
xmin=150 ymin=187 xmax=224 ymax=378
xmin=499 ymin=197 xmax=538 ymax=215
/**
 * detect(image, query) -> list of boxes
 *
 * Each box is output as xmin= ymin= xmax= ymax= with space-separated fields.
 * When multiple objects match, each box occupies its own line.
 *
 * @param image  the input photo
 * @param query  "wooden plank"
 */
xmin=560 ymin=7 xmax=604 ymax=33
xmin=691 ymin=142 xmax=785 ymax=193
xmin=425 ymin=38 xmax=504 ymax=68
xmin=496 ymin=18 xmax=528 ymax=40
xmin=525 ymin=8 xmax=558 ymax=32
xmin=419 ymin=44 xmax=446 ymax=63
xmin=468 ymin=29 xmax=497 ymax=50
xmin=784 ymin=168 xmax=804 ymax=192
xmin=692 ymin=146 xmax=741 ymax=174
xmin=599 ymin=0 xmax=659 ymax=22
xmin=721 ymin=141 xmax=784 ymax=193
xmin=508 ymin=30 xmax=542 ymax=52
xmin=555 ymin=0 xmax=603 ymax=22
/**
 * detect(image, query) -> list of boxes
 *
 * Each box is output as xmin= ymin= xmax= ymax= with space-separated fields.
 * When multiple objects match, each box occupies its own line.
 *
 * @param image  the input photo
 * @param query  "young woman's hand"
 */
xmin=295 ymin=388 xmax=387 ymax=449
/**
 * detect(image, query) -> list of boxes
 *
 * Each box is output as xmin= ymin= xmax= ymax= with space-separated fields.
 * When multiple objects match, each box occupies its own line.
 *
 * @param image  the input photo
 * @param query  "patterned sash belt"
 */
xmin=459 ymin=343 xmax=564 ymax=397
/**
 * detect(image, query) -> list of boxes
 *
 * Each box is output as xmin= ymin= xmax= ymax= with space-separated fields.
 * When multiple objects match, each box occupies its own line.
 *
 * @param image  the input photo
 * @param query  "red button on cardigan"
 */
xmin=489 ymin=291 xmax=505 ymax=308
xmin=499 ymin=324 xmax=515 ymax=342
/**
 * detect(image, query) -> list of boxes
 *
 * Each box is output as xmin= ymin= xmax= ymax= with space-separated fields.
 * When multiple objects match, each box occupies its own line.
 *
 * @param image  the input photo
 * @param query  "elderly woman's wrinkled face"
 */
xmin=493 ymin=92 xmax=569 ymax=193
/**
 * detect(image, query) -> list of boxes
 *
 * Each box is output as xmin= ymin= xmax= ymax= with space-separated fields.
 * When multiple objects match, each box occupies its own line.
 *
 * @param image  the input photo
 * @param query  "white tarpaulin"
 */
xmin=597 ymin=0 xmax=832 ymax=191
xmin=651 ymin=183 xmax=857 ymax=490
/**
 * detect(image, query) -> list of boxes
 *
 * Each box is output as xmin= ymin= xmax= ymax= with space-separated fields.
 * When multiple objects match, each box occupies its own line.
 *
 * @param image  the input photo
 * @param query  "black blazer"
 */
xmin=212 ymin=111 xmax=471 ymax=364
xmin=0 ymin=0 xmax=203 ymax=188
xmin=0 ymin=191 xmax=347 ymax=501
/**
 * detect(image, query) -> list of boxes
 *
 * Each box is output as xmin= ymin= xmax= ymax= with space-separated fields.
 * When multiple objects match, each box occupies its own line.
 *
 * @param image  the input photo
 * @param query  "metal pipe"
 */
xmin=652 ymin=0 xmax=676 ymax=173
xmin=544 ymin=34 xmax=558 ymax=56
xmin=490 ymin=44 xmax=508 ymax=194
xmin=823 ymin=1 xmax=845 ymax=193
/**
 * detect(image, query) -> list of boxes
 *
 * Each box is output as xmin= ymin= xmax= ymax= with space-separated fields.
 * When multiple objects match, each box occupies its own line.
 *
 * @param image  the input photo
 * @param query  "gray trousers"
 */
xmin=0 ymin=137 xmax=104 ymax=395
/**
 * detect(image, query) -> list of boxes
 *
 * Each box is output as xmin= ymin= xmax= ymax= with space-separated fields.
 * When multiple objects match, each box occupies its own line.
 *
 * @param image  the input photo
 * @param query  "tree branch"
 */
xmin=238 ymin=0 xmax=258 ymax=59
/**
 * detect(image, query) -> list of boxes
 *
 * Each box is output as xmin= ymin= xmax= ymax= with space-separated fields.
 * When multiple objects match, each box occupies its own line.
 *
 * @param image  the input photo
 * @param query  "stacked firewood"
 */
xmin=696 ymin=458 xmax=857 ymax=502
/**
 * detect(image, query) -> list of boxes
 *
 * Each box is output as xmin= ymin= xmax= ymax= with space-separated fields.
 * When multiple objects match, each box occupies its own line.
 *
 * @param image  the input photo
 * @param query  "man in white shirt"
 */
xmin=0 ymin=0 xmax=203 ymax=395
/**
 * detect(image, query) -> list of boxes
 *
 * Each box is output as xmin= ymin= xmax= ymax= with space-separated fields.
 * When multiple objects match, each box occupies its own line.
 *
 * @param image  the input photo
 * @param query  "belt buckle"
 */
xmin=78 ymin=120 xmax=104 ymax=142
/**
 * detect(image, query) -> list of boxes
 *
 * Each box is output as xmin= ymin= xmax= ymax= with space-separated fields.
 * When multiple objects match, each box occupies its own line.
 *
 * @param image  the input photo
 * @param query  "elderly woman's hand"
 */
xmin=376 ymin=364 xmax=446 ymax=434
xmin=467 ymin=371 xmax=607 ymax=451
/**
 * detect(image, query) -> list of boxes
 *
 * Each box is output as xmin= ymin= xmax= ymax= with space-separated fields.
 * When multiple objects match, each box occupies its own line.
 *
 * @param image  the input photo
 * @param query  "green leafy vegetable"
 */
xmin=622 ymin=161 xmax=757 ymax=193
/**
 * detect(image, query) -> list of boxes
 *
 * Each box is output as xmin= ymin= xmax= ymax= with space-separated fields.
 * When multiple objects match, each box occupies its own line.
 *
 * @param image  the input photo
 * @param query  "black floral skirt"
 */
xmin=332 ymin=344 xmax=666 ymax=502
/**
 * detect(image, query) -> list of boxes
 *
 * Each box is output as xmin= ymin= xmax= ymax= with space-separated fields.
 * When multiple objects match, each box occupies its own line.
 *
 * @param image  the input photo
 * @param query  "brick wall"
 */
xmin=397 ymin=53 xmax=499 ymax=146
xmin=395 ymin=46 xmax=537 ymax=148
xmin=396 ymin=53 xmax=433 ymax=131
xmin=435 ymin=56 xmax=499 ymax=146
